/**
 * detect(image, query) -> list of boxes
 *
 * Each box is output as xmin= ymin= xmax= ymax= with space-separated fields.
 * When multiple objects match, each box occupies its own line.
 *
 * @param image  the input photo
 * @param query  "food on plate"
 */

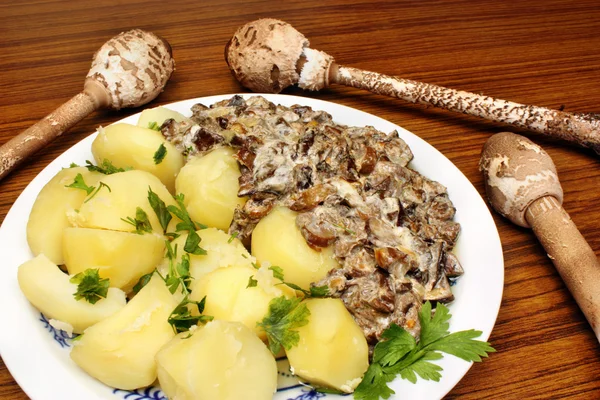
xmin=156 ymin=320 xmax=277 ymax=400
xmin=26 ymin=166 xmax=103 ymax=265
xmin=91 ymin=123 xmax=184 ymax=193
xmin=72 ymin=169 xmax=175 ymax=234
xmin=175 ymin=146 xmax=247 ymax=230
xmin=63 ymin=227 xmax=165 ymax=292
xmin=136 ymin=106 xmax=190 ymax=130
xmin=159 ymin=227 xmax=255 ymax=286
xmin=252 ymin=206 xmax=339 ymax=290
xmin=190 ymin=264 xmax=295 ymax=340
xmin=16 ymin=96 xmax=494 ymax=399
xmin=164 ymin=95 xmax=463 ymax=343
xmin=286 ymin=298 xmax=369 ymax=393
xmin=17 ymin=254 xmax=126 ymax=334
xmin=70 ymin=275 xmax=177 ymax=390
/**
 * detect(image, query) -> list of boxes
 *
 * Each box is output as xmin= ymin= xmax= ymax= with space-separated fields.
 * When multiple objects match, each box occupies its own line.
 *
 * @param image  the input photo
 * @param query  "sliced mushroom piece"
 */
xmin=442 ymin=251 xmax=464 ymax=278
xmin=289 ymin=183 xmax=336 ymax=212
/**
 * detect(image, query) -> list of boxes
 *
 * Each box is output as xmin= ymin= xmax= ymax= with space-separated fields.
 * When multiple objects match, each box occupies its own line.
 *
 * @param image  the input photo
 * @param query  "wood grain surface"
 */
xmin=1 ymin=0 xmax=599 ymax=399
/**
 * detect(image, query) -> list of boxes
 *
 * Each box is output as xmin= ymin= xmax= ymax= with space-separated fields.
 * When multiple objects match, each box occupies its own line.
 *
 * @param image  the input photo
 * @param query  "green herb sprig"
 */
xmin=162 ymin=241 xmax=213 ymax=334
xmin=65 ymin=173 xmax=111 ymax=203
xmin=354 ymin=301 xmax=495 ymax=400
xmin=121 ymin=207 xmax=153 ymax=234
xmin=257 ymin=296 xmax=310 ymax=355
xmin=153 ymin=143 xmax=167 ymax=164
xmin=70 ymin=269 xmax=110 ymax=304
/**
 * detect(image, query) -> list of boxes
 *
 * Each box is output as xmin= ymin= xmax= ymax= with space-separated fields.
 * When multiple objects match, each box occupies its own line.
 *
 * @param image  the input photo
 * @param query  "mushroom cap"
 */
xmin=479 ymin=132 xmax=563 ymax=228
xmin=225 ymin=18 xmax=309 ymax=93
xmin=86 ymin=29 xmax=175 ymax=110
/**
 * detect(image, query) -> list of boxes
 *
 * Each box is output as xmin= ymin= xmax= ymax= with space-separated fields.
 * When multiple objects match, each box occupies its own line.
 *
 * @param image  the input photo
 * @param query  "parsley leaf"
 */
xmin=132 ymin=270 xmax=155 ymax=295
xmin=121 ymin=207 xmax=153 ymax=234
xmin=147 ymin=187 xmax=172 ymax=232
xmin=161 ymin=241 xmax=213 ymax=334
xmin=85 ymin=159 xmax=129 ymax=174
xmin=69 ymin=269 xmax=110 ymax=304
xmin=65 ymin=174 xmax=111 ymax=203
xmin=354 ymin=302 xmax=495 ymax=400
xmin=265 ymin=265 xmax=329 ymax=298
xmin=153 ymin=143 xmax=167 ymax=164
xmin=168 ymin=296 xmax=214 ymax=334
xmin=269 ymin=265 xmax=285 ymax=281
xmin=148 ymin=121 xmax=161 ymax=131
xmin=65 ymin=173 xmax=94 ymax=195
xmin=247 ymin=275 xmax=258 ymax=288
xmin=167 ymin=194 xmax=207 ymax=255
xmin=257 ymin=296 xmax=310 ymax=355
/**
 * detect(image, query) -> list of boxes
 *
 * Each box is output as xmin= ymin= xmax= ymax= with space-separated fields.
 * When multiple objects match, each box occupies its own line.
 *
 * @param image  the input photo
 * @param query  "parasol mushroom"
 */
xmin=480 ymin=131 xmax=600 ymax=340
xmin=0 ymin=29 xmax=175 ymax=180
xmin=225 ymin=18 xmax=600 ymax=154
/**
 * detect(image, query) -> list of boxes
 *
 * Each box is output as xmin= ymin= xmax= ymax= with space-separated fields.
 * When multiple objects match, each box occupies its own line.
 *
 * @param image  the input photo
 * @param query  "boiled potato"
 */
xmin=73 ymin=169 xmax=175 ymax=234
xmin=17 ymin=254 xmax=126 ymax=334
xmin=189 ymin=265 xmax=295 ymax=340
xmin=63 ymin=227 xmax=165 ymax=292
xmin=286 ymin=298 xmax=369 ymax=393
xmin=175 ymin=147 xmax=246 ymax=230
xmin=92 ymin=123 xmax=184 ymax=192
xmin=27 ymin=166 xmax=103 ymax=265
xmin=159 ymin=227 xmax=254 ymax=285
xmin=70 ymin=275 xmax=177 ymax=390
xmin=156 ymin=320 xmax=277 ymax=400
xmin=137 ymin=106 xmax=189 ymax=129
xmin=252 ymin=207 xmax=340 ymax=290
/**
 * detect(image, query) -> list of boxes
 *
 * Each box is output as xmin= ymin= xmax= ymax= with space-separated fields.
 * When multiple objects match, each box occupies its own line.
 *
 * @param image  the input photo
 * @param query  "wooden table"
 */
xmin=1 ymin=0 xmax=599 ymax=398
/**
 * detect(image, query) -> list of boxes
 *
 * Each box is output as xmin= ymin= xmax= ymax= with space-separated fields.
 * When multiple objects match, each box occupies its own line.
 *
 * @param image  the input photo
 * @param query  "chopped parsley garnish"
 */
xmin=162 ymin=241 xmax=213 ymax=334
xmin=148 ymin=121 xmax=161 ymax=131
xmin=132 ymin=271 xmax=154 ymax=295
xmin=354 ymin=301 xmax=495 ymax=400
xmin=65 ymin=174 xmax=111 ymax=203
xmin=85 ymin=159 xmax=129 ymax=174
xmin=246 ymin=275 xmax=258 ymax=288
xmin=121 ymin=207 xmax=153 ymax=234
xmin=227 ymin=231 xmax=239 ymax=244
xmin=153 ymin=143 xmax=167 ymax=164
xmin=148 ymin=187 xmax=172 ymax=232
xmin=257 ymin=296 xmax=310 ymax=355
xmin=167 ymin=194 xmax=207 ymax=255
xmin=267 ymin=265 xmax=329 ymax=298
xmin=69 ymin=269 xmax=110 ymax=304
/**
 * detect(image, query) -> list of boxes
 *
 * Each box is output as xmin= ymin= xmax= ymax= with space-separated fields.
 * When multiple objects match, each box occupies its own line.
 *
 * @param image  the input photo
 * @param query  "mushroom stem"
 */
xmin=525 ymin=195 xmax=600 ymax=341
xmin=0 ymin=90 xmax=100 ymax=180
xmin=329 ymin=64 xmax=600 ymax=153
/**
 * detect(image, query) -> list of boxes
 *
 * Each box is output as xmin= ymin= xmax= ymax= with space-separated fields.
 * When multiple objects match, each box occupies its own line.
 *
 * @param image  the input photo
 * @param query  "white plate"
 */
xmin=0 ymin=94 xmax=504 ymax=400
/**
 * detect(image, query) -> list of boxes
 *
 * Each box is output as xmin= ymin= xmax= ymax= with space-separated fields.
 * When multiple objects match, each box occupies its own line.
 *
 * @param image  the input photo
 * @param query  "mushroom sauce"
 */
xmin=160 ymin=95 xmax=463 ymax=344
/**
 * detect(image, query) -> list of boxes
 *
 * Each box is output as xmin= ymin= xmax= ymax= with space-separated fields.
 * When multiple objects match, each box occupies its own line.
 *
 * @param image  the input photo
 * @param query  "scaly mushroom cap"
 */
xmin=225 ymin=18 xmax=309 ymax=93
xmin=86 ymin=29 xmax=175 ymax=110
xmin=479 ymin=132 xmax=563 ymax=227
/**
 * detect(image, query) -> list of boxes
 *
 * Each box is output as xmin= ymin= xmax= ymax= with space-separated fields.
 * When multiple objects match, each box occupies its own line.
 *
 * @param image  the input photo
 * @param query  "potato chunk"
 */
xmin=286 ymin=298 xmax=369 ymax=392
xmin=252 ymin=207 xmax=339 ymax=290
xmin=189 ymin=265 xmax=294 ymax=340
xmin=175 ymin=147 xmax=246 ymax=230
xmin=92 ymin=123 xmax=184 ymax=192
xmin=63 ymin=227 xmax=165 ymax=293
xmin=159 ymin=228 xmax=254 ymax=285
xmin=156 ymin=320 xmax=277 ymax=400
xmin=73 ymin=169 xmax=175 ymax=234
xmin=136 ymin=106 xmax=189 ymax=129
xmin=17 ymin=254 xmax=126 ymax=334
xmin=70 ymin=275 xmax=177 ymax=390
xmin=26 ymin=166 xmax=103 ymax=265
